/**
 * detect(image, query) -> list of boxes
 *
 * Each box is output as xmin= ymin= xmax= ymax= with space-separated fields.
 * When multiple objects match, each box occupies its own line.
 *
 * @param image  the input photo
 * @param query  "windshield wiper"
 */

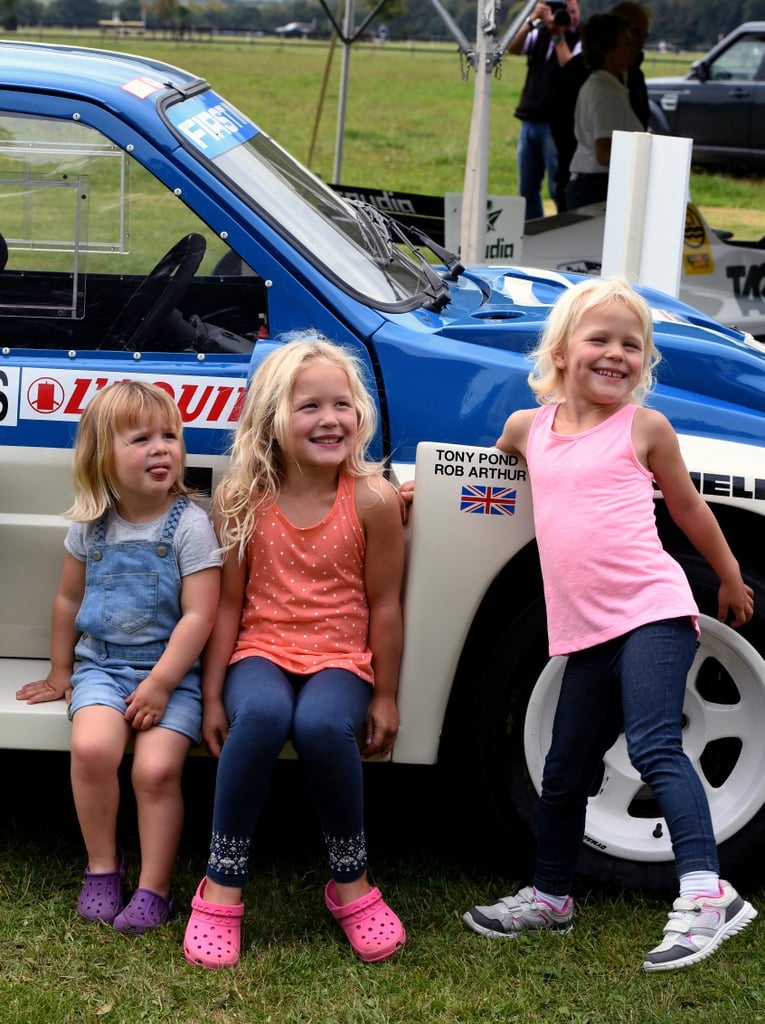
xmin=404 ymin=225 xmax=465 ymax=282
xmin=350 ymin=200 xmax=451 ymax=313
xmin=348 ymin=199 xmax=395 ymax=266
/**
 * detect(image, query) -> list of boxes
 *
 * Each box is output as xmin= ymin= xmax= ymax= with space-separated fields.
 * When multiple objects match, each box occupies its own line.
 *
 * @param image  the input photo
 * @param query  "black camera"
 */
xmin=546 ymin=0 xmax=571 ymax=27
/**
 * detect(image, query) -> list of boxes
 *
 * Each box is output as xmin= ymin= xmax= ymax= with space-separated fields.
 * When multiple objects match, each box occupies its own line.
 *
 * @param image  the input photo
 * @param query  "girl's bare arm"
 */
xmin=641 ymin=408 xmax=753 ymax=627
xmin=359 ymin=476 xmax=405 ymax=758
xmin=16 ymin=553 xmax=85 ymax=704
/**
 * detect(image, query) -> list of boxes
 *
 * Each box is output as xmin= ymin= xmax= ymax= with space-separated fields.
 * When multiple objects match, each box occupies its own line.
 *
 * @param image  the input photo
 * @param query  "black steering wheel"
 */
xmin=105 ymin=233 xmax=207 ymax=350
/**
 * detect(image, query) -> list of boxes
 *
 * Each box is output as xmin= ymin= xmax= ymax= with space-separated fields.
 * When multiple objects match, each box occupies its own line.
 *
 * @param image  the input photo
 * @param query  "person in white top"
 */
xmin=566 ymin=13 xmax=642 ymax=210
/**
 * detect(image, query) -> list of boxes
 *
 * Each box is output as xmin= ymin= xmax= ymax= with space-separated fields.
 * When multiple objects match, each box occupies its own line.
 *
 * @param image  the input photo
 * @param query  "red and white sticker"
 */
xmin=20 ymin=369 xmax=247 ymax=429
xmin=121 ymin=76 xmax=167 ymax=100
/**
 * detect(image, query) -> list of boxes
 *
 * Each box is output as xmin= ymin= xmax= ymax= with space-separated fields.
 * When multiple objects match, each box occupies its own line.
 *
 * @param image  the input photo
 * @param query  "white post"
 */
xmin=459 ymin=0 xmax=495 ymax=263
xmin=601 ymin=130 xmax=692 ymax=297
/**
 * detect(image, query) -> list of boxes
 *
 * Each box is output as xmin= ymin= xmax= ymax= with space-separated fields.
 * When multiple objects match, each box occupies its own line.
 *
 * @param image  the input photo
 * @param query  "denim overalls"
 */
xmin=69 ymin=496 xmax=202 ymax=741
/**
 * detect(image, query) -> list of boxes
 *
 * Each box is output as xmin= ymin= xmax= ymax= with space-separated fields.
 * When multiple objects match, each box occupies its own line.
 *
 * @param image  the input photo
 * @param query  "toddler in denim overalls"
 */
xmin=70 ymin=496 xmax=204 ymax=740
xmin=16 ymin=381 xmax=221 ymax=935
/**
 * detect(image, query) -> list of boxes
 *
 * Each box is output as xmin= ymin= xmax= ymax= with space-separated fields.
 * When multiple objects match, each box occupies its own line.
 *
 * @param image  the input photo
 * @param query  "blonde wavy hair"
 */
xmin=528 ymin=278 xmax=660 ymax=405
xmin=217 ymin=334 xmax=383 ymax=558
xmin=68 ymin=380 xmax=188 ymax=522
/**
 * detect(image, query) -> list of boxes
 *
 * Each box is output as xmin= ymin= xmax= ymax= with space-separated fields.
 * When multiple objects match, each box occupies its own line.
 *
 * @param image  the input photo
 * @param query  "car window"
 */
xmin=0 ymin=112 xmax=267 ymax=352
xmin=708 ymin=35 xmax=765 ymax=82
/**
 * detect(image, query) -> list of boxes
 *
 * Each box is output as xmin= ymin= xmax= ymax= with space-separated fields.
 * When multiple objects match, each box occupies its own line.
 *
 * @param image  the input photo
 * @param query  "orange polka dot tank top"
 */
xmin=230 ymin=470 xmax=374 ymax=684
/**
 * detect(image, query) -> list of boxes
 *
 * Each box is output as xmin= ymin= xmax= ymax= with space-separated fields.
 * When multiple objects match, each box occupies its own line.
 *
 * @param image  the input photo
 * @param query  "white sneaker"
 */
xmin=463 ymin=886 xmax=573 ymax=938
xmin=643 ymin=881 xmax=757 ymax=972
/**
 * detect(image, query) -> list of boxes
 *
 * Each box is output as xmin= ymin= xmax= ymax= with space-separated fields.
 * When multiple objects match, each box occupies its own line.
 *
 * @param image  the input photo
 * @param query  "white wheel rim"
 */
xmin=523 ymin=615 xmax=765 ymax=862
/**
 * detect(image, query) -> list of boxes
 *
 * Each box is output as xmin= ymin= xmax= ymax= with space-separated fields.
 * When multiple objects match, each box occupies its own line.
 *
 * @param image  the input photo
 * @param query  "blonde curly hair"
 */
xmin=216 ymin=333 xmax=383 ymax=558
xmin=527 ymin=278 xmax=660 ymax=405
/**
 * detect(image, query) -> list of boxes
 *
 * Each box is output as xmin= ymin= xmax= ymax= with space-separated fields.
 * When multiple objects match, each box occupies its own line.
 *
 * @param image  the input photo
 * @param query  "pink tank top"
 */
xmin=526 ymin=402 xmax=698 ymax=655
xmin=230 ymin=470 xmax=374 ymax=683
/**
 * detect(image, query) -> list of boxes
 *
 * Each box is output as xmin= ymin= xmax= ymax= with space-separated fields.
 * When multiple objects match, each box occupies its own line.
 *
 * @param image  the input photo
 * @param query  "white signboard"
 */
xmin=602 ymin=131 xmax=693 ymax=297
xmin=444 ymin=193 xmax=526 ymax=264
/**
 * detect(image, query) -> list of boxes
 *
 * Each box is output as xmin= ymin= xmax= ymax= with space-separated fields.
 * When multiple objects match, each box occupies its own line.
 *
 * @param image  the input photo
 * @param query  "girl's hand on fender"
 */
xmin=363 ymin=694 xmax=400 ymax=759
xmin=397 ymin=479 xmax=414 ymax=524
xmin=202 ymin=700 xmax=230 ymax=758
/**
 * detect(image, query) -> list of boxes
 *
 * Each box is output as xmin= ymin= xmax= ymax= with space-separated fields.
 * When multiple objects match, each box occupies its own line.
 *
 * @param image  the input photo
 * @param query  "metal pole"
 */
xmin=459 ymin=0 xmax=495 ymax=263
xmin=333 ymin=0 xmax=354 ymax=183
xmin=308 ymin=2 xmax=342 ymax=169
xmin=458 ymin=0 xmax=537 ymax=261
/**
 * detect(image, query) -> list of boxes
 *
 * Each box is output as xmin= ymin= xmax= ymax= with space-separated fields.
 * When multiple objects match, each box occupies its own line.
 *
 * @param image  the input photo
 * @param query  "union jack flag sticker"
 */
xmin=460 ymin=485 xmax=517 ymax=516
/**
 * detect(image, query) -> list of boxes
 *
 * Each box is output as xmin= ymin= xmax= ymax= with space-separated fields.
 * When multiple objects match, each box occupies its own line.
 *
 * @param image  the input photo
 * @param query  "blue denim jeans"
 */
xmin=534 ymin=618 xmax=719 ymax=895
xmin=207 ymin=657 xmax=372 ymax=888
xmin=517 ymin=119 xmax=558 ymax=220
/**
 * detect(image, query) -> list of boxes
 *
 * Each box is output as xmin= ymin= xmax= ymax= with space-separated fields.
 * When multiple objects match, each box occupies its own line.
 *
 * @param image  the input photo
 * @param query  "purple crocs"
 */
xmin=77 ymin=849 xmax=126 ymax=924
xmin=113 ymin=888 xmax=175 ymax=934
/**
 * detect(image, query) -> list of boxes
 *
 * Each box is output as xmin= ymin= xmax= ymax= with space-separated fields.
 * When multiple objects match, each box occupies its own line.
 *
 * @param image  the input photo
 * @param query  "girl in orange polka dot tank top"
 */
xmin=183 ymin=335 xmax=407 ymax=970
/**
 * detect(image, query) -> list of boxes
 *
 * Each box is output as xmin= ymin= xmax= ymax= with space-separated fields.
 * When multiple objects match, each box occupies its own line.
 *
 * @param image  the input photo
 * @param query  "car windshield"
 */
xmin=163 ymin=90 xmax=437 ymax=310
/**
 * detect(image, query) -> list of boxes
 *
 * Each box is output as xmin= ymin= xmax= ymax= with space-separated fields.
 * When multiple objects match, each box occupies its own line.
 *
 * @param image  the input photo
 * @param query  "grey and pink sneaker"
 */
xmin=643 ymin=882 xmax=757 ymax=972
xmin=463 ymin=886 xmax=573 ymax=938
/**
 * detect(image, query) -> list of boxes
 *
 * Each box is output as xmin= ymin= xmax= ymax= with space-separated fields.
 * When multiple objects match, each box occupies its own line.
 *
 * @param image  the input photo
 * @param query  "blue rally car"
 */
xmin=2 ymin=40 xmax=765 ymax=889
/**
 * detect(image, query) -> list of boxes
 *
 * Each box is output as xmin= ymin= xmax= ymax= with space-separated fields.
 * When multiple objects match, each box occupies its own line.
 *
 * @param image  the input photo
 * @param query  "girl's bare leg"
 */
xmin=70 ymin=705 xmax=131 ymax=872
xmin=131 ymin=727 xmax=192 ymax=897
xmin=202 ymin=878 xmax=243 ymax=905
xmin=333 ymin=873 xmax=373 ymax=904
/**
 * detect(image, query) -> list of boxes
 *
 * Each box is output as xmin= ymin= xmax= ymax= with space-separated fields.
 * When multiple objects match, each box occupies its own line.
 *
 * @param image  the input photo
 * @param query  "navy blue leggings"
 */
xmin=534 ymin=618 xmax=719 ymax=895
xmin=207 ymin=657 xmax=372 ymax=888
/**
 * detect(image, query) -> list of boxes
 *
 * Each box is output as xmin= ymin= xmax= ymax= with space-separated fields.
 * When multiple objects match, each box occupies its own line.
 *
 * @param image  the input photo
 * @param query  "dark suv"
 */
xmin=647 ymin=22 xmax=765 ymax=169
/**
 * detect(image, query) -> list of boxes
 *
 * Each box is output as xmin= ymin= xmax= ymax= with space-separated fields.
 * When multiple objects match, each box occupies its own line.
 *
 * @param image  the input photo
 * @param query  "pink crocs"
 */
xmin=325 ymin=880 xmax=406 ymax=963
xmin=183 ymin=878 xmax=244 ymax=969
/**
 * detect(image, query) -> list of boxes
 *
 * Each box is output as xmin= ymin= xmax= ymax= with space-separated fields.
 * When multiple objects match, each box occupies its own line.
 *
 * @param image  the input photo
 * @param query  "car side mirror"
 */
xmin=689 ymin=60 xmax=710 ymax=83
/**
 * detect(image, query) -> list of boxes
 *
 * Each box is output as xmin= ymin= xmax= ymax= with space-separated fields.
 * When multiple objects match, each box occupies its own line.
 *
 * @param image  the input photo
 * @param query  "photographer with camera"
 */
xmin=507 ymin=0 xmax=582 ymax=220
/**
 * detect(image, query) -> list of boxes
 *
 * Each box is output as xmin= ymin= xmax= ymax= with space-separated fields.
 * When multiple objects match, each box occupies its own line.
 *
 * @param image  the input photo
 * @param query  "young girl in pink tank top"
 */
xmin=183 ymin=335 xmax=406 ymax=969
xmin=463 ymin=278 xmax=756 ymax=972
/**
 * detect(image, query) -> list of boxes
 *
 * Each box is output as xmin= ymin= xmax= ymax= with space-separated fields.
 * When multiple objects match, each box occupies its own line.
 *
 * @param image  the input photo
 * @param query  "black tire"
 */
xmin=454 ymin=556 xmax=765 ymax=891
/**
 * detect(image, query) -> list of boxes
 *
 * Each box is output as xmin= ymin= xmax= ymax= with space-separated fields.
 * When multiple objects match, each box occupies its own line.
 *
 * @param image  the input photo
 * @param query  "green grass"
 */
xmin=2 ymin=33 xmax=765 ymax=1023
xmin=2 ymin=751 xmax=765 ymax=1024
xmin=10 ymin=29 xmax=765 ymax=238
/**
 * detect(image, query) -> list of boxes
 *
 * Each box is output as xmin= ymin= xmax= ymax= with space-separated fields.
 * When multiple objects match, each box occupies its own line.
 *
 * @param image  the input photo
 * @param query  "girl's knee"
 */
xmin=626 ymin=730 xmax=684 ymax=777
xmin=293 ymin=715 xmax=356 ymax=759
xmin=70 ymin=734 xmax=123 ymax=776
xmin=131 ymin=732 xmax=189 ymax=794
xmin=131 ymin=755 xmax=184 ymax=796
xmin=542 ymin=759 xmax=594 ymax=806
xmin=229 ymin=692 xmax=293 ymax=735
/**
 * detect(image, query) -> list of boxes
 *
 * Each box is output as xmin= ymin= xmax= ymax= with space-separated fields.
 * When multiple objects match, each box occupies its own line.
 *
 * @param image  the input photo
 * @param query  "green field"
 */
xmin=3 ymin=750 xmax=765 ymax=1024
xmin=3 ymin=31 xmax=765 ymax=1024
xmin=10 ymin=29 xmax=765 ymax=238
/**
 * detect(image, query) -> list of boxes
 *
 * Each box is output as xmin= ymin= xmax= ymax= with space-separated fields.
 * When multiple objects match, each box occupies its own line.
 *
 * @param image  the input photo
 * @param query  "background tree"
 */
xmin=44 ymin=0 xmax=107 ymax=27
xmin=16 ymin=0 xmax=43 ymax=22
xmin=2 ymin=0 xmax=18 ymax=30
xmin=28 ymin=0 xmax=764 ymax=47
